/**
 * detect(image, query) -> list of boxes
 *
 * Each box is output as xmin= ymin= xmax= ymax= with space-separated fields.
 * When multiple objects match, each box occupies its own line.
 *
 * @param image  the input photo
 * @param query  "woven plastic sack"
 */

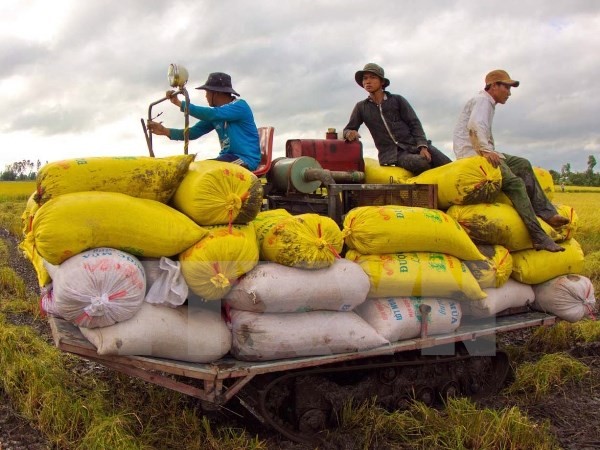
xmin=355 ymin=297 xmax=462 ymax=342
xmin=446 ymin=203 xmax=562 ymax=251
xmin=35 ymin=154 xmax=194 ymax=204
xmin=363 ymin=157 xmax=413 ymax=183
xmin=253 ymin=209 xmax=292 ymax=247
xmin=343 ymin=206 xmax=485 ymax=261
xmin=44 ymin=248 xmax=146 ymax=328
xmin=18 ymin=236 xmax=52 ymax=287
xmin=140 ymin=257 xmax=188 ymax=308
xmin=346 ymin=250 xmax=486 ymax=301
xmin=533 ymin=166 xmax=555 ymax=201
xmin=80 ymin=302 xmax=231 ymax=362
xmin=406 ymin=155 xmax=501 ymax=208
xmin=554 ymin=204 xmax=578 ymax=241
xmin=229 ymin=309 xmax=388 ymax=361
xmin=511 ymin=239 xmax=585 ymax=285
xmin=462 ymin=278 xmax=534 ymax=318
xmin=223 ymin=258 xmax=370 ymax=313
xmin=464 ymin=245 xmax=513 ymax=289
xmin=179 ymin=224 xmax=259 ymax=300
xmin=171 ymin=160 xmax=263 ymax=226
xmin=532 ymin=275 xmax=596 ymax=322
xmin=31 ymin=191 xmax=207 ymax=265
xmin=261 ymin=213 xmax=343 ymax=269
xmin=21 ymin=191 xmax=38 ymax=235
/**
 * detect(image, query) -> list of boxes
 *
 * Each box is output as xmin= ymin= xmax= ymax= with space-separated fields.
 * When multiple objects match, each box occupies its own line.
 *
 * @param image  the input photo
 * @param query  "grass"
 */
xmin=0 ymin=180 xmax=35 ymax=201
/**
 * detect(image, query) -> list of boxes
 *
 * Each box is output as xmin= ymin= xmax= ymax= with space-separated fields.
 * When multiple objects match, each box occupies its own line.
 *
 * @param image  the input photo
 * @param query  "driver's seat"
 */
xmin=253 ymin=126 xmax=274 ymax=177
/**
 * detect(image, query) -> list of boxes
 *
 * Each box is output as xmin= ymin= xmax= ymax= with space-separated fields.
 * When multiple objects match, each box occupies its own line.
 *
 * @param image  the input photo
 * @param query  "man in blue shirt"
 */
xmin=148 ymin=72 xmax=261 ymax=170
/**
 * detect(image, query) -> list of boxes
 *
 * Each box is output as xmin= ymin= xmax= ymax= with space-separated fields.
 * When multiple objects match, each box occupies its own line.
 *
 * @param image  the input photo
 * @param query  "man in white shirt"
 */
xmin=453 ymin=69 xmax=568 ymax=252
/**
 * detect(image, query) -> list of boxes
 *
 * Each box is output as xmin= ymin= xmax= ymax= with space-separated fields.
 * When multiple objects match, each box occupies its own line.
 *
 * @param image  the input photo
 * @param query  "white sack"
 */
xmin=223 ymin=259 xmax=370 ymax=313
xmin=80 ymin=302 xmax=231 ymax=362
xmin=354 ymin=297 xmax=462 ymax=342
xmin=141 ymin=257 xmax=188 ymax=307
xmin=45 ymin=248 xmax=146 ymax=328
xmin=462 ymin=278 xmax=535 ymax=318
xmin=532 ymin=274 xmax=596 ymax=322
xmin=229 ymin=309 xmax=389 ymax=361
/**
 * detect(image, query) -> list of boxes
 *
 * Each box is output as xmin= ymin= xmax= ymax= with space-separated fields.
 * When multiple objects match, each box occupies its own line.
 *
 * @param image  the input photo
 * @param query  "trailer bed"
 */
xmin=49 ymin=311 xmax=556 ymax=405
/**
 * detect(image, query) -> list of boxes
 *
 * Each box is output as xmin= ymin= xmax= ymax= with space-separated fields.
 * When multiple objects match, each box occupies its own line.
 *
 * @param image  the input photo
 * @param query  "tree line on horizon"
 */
xmin=1 ymin=155 xmax=599 ymax=186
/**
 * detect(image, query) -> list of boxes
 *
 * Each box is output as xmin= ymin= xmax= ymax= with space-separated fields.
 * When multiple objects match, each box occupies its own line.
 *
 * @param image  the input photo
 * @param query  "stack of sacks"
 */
xmin=23 ymin=155 xmax=236 ymax=363
xmin=224 ymin=259 xmax=388 ymax=361
xmin=341 ymin=205 xmax=486 ymax=339
xmin=20 ymin=155 xmax=197 ymax=289
xmin=173 ymin=161 xmax=264 ymax=301
xmin=226 ymin=210 xmax=385 ymax=361
xmin=443 ymin=165 xmax=591 ymax=320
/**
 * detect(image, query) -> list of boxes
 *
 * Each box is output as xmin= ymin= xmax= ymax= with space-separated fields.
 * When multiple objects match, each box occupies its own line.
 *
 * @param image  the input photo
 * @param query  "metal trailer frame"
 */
xmin=49 ymin=311 xmax=556 ymax=407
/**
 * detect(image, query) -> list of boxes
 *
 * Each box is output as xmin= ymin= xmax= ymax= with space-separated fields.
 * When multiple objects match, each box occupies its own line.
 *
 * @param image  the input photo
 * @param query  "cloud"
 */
xmin=0 ymin=0 xmax=599 ymax=173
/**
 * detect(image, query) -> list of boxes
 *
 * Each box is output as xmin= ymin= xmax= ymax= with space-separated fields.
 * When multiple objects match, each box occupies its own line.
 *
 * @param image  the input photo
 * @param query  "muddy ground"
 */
xmin=1 ymin=228 xmax=599 ymax=449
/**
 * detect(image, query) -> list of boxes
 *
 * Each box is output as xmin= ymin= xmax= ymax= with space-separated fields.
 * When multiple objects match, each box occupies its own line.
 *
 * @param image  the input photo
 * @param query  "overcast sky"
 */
xmin=1 ymin=0 xmax=599 ymax=174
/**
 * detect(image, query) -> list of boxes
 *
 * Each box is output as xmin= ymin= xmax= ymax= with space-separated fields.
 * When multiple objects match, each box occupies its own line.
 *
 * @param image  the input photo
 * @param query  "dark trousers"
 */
xmin=500 ymin=153 xmax=558 ymax=242
xmin=396 ymin=143 xmax=452 ymax=175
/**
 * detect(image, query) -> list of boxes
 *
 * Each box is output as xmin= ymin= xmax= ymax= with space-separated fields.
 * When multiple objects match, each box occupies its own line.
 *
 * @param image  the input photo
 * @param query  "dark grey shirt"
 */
xmin=343 ymin=92 xmax=429 ymax=166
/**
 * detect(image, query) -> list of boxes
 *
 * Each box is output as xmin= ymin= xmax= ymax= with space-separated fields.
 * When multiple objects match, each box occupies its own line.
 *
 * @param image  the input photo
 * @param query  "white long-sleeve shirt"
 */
xmin=453 ymin=90 xmax=504 ymax=159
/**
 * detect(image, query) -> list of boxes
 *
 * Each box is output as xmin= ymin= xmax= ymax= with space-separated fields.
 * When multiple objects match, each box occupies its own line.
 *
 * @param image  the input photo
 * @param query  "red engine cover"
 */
xmin=285 ymin=139 xmax=364 ymax=172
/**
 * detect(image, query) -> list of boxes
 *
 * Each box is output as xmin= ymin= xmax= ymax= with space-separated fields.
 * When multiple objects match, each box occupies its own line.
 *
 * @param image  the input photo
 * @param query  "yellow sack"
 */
xmin=511 ymin=239 xmax=584 ymax=285
xmin=253 ymin=209 xmax=292 ymax=247
xmin=261 ymin=213 xmax=343 ymax=269
xmin=21 ymin=191 xmax=39 ymax=236
xmin=19 ymin=236 xmax=51 ymax=287
xmin=343 ymin=206 xmax=485 ymax=261
xmin=172 ymin=160 xmax=263 ymax=226
xmin=407 ymin=156 xmax=502 ymax=209
xmin=464 ymin=245 xmax=513 ymax=289
xmin=35 ymin=155 xmax=194 ymax=204
xmin=32 ymin=191 xmax=207 ymax=265
xmin=446 ymin=203 xmax=562 ymax=251
xmin=555 ymin=204 xmax=578 ymax=240
xmin=364 ymin=157 xmax=413 ymax=183
xmin=346 ymin=250 xmax=486 ymax=301
xmin=179 ymin=224 xmax=259 ymax=300
xmin=533 ymin=166 xmax=554 ymax=201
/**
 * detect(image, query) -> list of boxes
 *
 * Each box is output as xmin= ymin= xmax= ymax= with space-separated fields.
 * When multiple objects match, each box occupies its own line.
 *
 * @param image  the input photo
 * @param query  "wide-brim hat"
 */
xmin=196 ymin=72 xmax=240 ymax=96
xmin=355 ymin=63 xmax=390 ymax=88
xmin=485 ymin=69 xmax=520 ymax=87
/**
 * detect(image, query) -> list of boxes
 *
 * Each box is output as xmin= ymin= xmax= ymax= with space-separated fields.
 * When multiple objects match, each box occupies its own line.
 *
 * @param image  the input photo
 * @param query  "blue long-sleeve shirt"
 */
xmin=169 ymin=98 xmax=261 ymax=170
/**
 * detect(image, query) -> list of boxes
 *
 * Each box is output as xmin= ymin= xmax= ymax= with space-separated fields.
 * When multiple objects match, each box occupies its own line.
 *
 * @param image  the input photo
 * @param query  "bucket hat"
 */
xmin=355 ymin=63 xmax=390 ymax=88
xmin=485 ymin=69 xmax=520 ymax=87
xmin=196 ymin=72 xmax=240 ymax=96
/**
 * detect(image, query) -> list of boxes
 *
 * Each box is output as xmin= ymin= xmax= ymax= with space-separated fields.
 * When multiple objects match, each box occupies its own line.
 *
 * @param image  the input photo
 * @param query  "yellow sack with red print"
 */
xmin=464 ymin=244 xmax=513 ymax=289
xmin=32 ymin=191 xmax=207 ymax=265
xmin=446 ymin=203 xmax=562 ymax=251
xmin=179 ymin=224 xmax=259 ymax=300
xmin=364 ymin=157 xmax=413 ymax=184
xmin=261 ymin=213 xmax=343 ymax=269
xmin=172 ymin=160 xmax=263 ymax=226
xmin=18 ymin=236 xmax=51 ymax=287
xmin=511 ymin=238 xmax=585 ymax=285
xmin=253 ymin=209 xmax=292 ymax=247
xmin=406 ymin=155 xmax=502 ymax=209
xmin=35 ymin=154 xmax=194 ymax=204
xmin=343 ymin=206 xmax=485 ymax=261
xmin=346 ymin=250 xmax=486 ymax=301
xmin=21 ymin=192 xmax=38 ymax=236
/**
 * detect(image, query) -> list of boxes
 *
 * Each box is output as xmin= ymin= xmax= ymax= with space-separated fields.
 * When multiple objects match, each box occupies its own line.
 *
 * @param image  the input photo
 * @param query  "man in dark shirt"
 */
xmin=343 ymin=63 xmax=451 ymax=175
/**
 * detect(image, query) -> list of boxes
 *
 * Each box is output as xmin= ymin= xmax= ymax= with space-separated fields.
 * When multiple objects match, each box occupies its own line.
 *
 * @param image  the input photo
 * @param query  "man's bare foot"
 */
xmin=533 ymin=236 xmax=565 ymax=252
xmin=545 ymin=214 xmax=570 ymax=228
